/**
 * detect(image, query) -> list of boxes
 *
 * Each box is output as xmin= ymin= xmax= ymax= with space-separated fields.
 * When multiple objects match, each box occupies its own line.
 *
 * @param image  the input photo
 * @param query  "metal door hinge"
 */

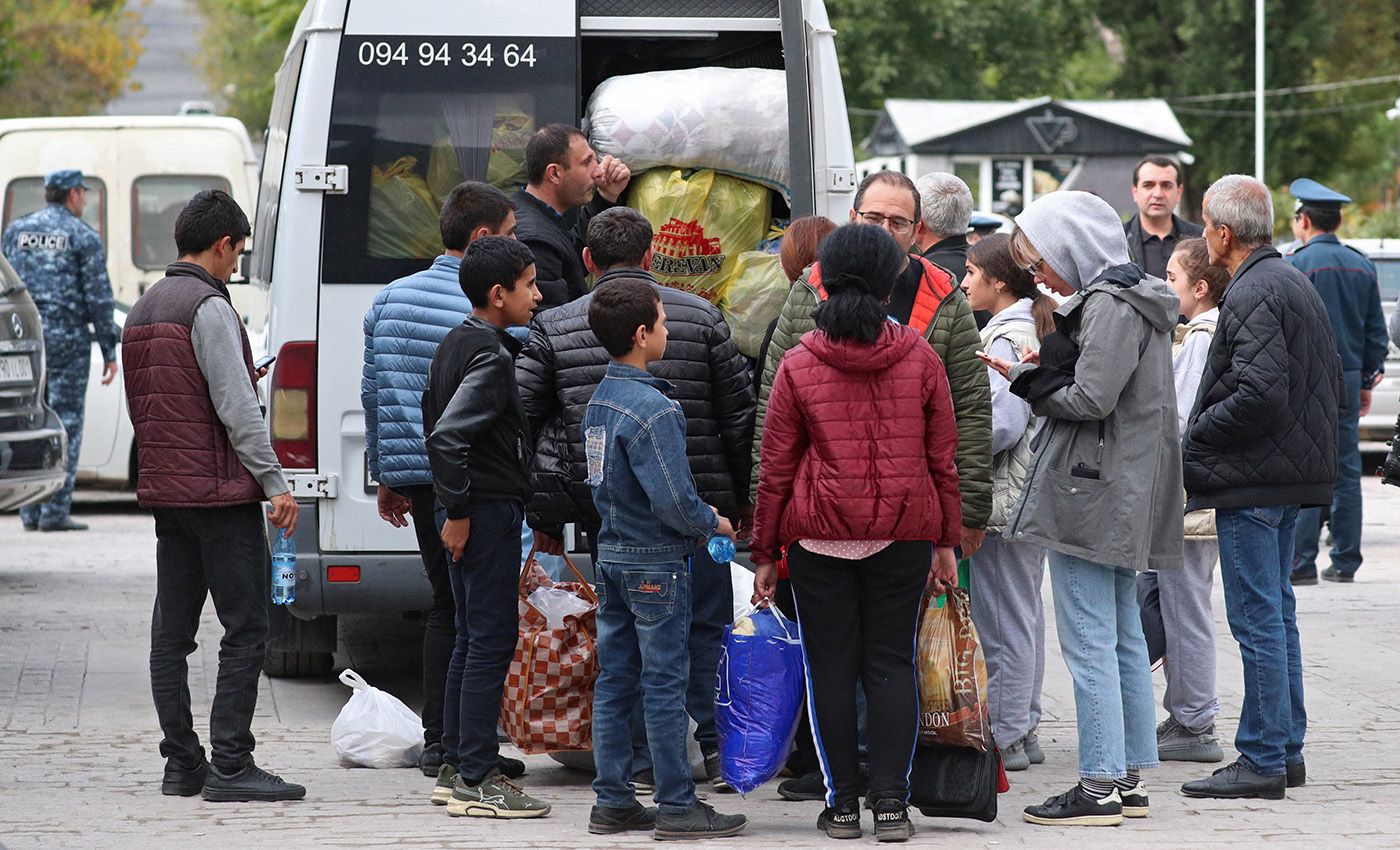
xmin=294 ymin=165 xmax=348 ymax=194
xmin=287 ymin=473 xmax=339 ymax=499
xmin=828 ymin=168 xmax=857 ymax=192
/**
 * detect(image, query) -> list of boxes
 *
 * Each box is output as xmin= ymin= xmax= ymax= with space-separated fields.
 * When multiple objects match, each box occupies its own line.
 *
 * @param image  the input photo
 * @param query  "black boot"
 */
xmin=1181 ymin=760 xmax=1285 ymax=800
xmin=201 ymin=762 xmax=306 ymax=802
xmin=653 ymin=801 xmax=748 ymax=841
xmin=161 ymin=758 xmax=208 ymax=797
xmin=589 ymin=803 xmax=659 ymax=834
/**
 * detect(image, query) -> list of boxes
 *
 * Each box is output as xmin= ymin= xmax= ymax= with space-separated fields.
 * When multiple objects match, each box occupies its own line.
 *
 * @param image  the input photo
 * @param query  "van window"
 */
xmin=132 ymin=175 xmax=232 ymax=270
xmin=253 ymin=40 xmax=305 ymax=289
xmin=321 ymin=36 xmax=577 ymax=284
xmin=3 ymin=177 xmax=108 ymax=247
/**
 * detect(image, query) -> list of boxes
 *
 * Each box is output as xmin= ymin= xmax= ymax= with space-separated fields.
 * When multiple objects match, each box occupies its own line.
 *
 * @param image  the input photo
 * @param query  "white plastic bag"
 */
xmin=527 ymin=585 xmax=593 ymax=630
xmin=331 ymin=668 xmax=424 ymax=768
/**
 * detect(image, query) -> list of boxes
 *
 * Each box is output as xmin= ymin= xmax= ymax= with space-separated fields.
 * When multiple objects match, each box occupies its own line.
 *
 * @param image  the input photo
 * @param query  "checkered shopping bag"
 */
xmin=499 ymin=547 xmax=599 ymax=754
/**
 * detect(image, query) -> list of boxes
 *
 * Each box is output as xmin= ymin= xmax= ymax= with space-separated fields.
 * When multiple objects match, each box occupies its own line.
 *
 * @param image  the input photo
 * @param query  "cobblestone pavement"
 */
xmin=2 ymin=481 xmax=1400 ymax=849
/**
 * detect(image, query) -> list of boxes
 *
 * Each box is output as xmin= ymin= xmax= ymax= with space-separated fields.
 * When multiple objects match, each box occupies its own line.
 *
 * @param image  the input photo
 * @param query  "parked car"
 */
xmin=1343 ymin=239 xmax=1399 ymax=443
xmin=0 ymin=252 xmax=66 ymax=511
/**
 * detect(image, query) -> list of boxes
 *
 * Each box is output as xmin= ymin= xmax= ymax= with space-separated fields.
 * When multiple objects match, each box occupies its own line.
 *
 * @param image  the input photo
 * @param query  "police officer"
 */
xmin=1286 ymin=178 xmax=1388 ymax=584
xmin=1 ymin=169 xmax=119 ymax=531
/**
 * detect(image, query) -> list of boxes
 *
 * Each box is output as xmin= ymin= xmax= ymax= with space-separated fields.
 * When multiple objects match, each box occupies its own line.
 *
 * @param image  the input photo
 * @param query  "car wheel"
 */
xmin=264 ymin=648 xmax=334 ymax=678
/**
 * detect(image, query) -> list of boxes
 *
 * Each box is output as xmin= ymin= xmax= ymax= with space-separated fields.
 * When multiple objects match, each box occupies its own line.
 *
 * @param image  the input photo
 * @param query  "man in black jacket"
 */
xmin=1180 ymin=175 xmax=1342 ymax=802
xmin=1124 ymin=156 xmax=1203 ymax=280
xmin=517 ymin=206 xmax=755 ymax=791
xmin=421 ymin=236 xmax=552 ymax=819
xmin=913 ymin=171 xmax=974 ymax=283
xmin=514 ymin=124 xmax=631 ymax=310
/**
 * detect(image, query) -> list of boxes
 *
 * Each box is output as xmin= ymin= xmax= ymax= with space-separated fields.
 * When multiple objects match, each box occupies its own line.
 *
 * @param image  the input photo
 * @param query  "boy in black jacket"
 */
xmin=421 ymin=236 xmax=547 ymax=819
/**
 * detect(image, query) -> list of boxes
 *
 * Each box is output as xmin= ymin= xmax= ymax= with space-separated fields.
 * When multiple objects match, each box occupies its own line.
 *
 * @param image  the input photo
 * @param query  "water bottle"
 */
xmin=707 ymin=533 xmax=735 ymax=565
xmin=271 ymin=529 xmax=297 ymax=606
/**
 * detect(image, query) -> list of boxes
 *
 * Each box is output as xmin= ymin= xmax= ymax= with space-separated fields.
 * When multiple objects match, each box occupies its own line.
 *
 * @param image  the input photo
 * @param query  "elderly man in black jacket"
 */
xmin=516 ymin=205 xmax=755 ymax=792
xmin=514 ymin=124 xmax=631 ymax=310
xmin=1180 ymin=174 xmax=1342 ymax=802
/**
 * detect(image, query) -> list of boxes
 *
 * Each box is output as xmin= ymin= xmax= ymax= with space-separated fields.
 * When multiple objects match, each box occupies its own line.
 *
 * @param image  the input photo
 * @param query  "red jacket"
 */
xmin=751 ymin=322 xmax=962 ymax=566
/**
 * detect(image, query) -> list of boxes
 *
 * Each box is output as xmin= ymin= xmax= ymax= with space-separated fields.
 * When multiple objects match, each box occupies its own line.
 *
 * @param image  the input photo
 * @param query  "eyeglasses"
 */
xmin=1022 ymin=257 xmax=1046 ymax=277
xmin=855 ymin=210 xmax=915 ymax=233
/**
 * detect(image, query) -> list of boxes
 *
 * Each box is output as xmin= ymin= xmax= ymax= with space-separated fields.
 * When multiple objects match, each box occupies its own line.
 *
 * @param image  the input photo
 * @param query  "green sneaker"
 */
xmin=431 ymin=763 xmax=458 ymax=806
xmin=445 ymin=768 xmax=551 ymax=819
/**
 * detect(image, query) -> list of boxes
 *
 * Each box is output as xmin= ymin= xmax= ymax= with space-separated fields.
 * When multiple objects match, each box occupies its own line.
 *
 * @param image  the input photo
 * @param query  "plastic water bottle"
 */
xmin=707 ymin=534 xmax=736 ymax=565
xmin=271 ymin=529 xmax=297 ymax=606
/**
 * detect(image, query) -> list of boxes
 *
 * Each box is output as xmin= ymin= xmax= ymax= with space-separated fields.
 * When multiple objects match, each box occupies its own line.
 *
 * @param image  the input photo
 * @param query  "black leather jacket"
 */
xmin=421 ymin=316 xmax=531 ymax=518
xmin=516 ymin=267 xmax=756 ymax=533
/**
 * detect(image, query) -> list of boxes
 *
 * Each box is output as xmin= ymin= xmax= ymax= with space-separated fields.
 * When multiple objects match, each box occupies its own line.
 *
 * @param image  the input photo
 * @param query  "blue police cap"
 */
xmin=1288 ymin=178 xmax=1350 ymax=210
xmin=968 ymin=213 xmax=1002 ymax=232
xmin=43 ymin=169 xmax=89 ymax=192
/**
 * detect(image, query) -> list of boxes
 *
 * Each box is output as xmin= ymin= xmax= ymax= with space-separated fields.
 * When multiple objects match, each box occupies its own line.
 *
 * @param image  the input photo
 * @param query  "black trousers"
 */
xmin=773 ymin=577 xmax=819 ymax=777
xmin=788 ymin=540 xmax=930 ymax=806
xmin=404 ymin=485 xmax=456 ymax=750
xmin=149 ymin=504 xmax=269 ymax=771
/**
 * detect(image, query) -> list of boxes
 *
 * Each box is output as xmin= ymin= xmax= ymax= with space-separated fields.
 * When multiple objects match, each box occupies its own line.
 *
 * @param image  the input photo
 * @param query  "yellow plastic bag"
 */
xmin=719 ymin=251 xmax=789 ymax=359
xmin=916 ymin=587 xmax=991 ymax=751
xmin=630 ymin=168 xmax=770 ymax=304
xmin=369 ymin=156 xmax=442 ymax=259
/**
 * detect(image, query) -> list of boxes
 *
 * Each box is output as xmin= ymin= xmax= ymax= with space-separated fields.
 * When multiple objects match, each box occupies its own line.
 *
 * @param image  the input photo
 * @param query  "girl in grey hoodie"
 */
xmin=981 ymin=191 xmax=1183 ymax=827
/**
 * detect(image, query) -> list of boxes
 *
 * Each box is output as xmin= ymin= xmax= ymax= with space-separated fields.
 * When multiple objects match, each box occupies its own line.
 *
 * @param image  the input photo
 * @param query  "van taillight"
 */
xmin=269 ymin=341 xmax=316 ymax=468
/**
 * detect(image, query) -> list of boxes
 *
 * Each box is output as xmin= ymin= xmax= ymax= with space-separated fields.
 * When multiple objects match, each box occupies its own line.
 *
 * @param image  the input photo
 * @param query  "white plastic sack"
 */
xmin=527 ymin=585 xmax=593 ymax=630
xmin=331 ymin=668 xmax=424 ymax=768
xmin=586 ymin=68 xmax=790 ymax=197
xmin=730 ymin=562 xmax=755 ymax=624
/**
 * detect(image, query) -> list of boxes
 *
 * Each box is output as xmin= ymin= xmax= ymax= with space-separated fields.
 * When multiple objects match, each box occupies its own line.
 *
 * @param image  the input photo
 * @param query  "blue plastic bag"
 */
xmin=715 ymin=605 xmax=805 ymax=795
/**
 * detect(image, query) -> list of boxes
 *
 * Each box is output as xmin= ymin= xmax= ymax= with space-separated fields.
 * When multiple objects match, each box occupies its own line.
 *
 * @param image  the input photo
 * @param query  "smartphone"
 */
xmin=254 ymin=354 xmax=277 ymax=371
xmin=974 ymin=349 xmax=990 ymax=360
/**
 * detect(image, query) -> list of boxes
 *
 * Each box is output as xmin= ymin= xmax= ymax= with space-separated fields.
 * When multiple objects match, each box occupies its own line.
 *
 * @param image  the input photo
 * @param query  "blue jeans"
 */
xmin=1047 ymin=551 xmax=1158 ymax=779
xmin=437 ymin=499 xmax=524 ymax=783
xmin=592 ymin=560 xmax=696 ymax=813
xmin=1216 ymin=505 xmax=1306 ymax=775
xmin=1293 ymin=369 xmax=1362 ymax=576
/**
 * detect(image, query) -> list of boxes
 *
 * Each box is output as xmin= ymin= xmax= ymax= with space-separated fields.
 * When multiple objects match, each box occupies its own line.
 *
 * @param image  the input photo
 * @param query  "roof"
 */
xmin=0 ymin=115 xmax=257 ymax=159
xmin=880 ymin=97 xmax=1192 ymax=149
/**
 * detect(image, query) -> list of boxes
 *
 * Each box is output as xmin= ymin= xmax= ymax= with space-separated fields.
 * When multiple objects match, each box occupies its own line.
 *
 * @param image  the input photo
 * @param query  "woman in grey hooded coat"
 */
xmin=981 ymin=191 xmax=1183 ymax=827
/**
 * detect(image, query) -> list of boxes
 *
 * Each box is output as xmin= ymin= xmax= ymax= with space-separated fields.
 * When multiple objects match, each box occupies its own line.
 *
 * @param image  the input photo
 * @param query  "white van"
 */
xmin=254 ymin=0 xmax=856 ymax=675
xmin=0 ymin=116 xmax=263 ymax=488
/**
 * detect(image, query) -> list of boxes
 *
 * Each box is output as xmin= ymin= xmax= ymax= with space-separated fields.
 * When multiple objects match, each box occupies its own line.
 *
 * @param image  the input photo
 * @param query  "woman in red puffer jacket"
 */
xmin=751 ymin=222 xmax=962 ymax=840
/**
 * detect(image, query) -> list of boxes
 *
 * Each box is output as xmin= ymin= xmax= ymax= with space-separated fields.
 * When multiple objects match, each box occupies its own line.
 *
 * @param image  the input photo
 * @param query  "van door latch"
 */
xmin=828 ymin=168 xmax=857 ymax=192
xmin=294 ymin=165 xmax=348 ymax=194
xmin=287 ymin=473 xmax=339 ymax=499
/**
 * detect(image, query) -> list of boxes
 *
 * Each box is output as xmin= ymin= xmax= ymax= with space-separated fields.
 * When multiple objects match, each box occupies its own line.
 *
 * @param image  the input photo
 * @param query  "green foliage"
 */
xmin=0 ymin=0 xmax=141 ymax=118
xmin=193 ymin=0 xmax=302 ymax=134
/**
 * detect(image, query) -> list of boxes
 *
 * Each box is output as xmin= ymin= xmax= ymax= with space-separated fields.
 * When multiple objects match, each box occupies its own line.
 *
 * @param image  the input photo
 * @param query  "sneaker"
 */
xmin=1023 ymin=730 xmax=1045 ymax=764
xmin=21 ymin=519 xmax=38 ymax=531
xmin=631 ymin=768 xmax=655 ymax=795
xmin=1001 ymin=738 xmax=1031 ymax=771
xmin=1118 ymin=781 xmax=1149 ymax=818
xmin=871 ymin=798 xmax=914 ymax=842
xmin=588 ymin=802 xmax=658 ymax=834
xmin=498 ymin=755 xmax=526 ymax=780
xmin=201 ymin=762 xmax=306 ymax=802
xmin=419 ymin=743 xmax=443 ymax=777
xmin=161 ymin=757 xmax=208 ymax=797
xmin=431 ymin=763 xmax=457 ymax=806
xmin=1180 ymin=759 xmax=1285 ymax=800
xmin=653 ymin=800 xmax=747 ymax=841
xmin=1287 ymin=759 xmax=1306 ymax=788
xmin=817 ymin=800 xmax=862 ymax=839
xmin=1023 ymin=785 xmax=1123 ymax=827
xmin=778 ymin=771 xmax=829 ymax=801
xmin=1157 ymin=717 xmax=1224 ymax=763
xmin=703 ymin=748 xmax=732 ymax=793
xmin=445 ymin=768 xmax=550 ymax=818
xmin=1321 ymin=566 xmax=1354 ymax=583
xmin=38 ymin=518 xmax=88 ymax=532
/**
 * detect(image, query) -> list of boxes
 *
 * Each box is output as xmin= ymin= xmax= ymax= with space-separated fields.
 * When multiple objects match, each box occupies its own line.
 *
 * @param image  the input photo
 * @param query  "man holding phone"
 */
xmin=122 ymin=189 xmax=303 ymax=803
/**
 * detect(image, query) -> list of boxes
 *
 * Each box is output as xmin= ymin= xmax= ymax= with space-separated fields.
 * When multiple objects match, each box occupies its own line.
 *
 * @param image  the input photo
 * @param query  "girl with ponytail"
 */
xmin=749 ymin=223 xmax=962 ymax=838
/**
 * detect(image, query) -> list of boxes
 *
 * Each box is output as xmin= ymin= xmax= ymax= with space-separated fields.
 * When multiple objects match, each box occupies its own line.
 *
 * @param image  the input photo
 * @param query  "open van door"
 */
xmin=311 ymin=3 xmax=580 ymax=568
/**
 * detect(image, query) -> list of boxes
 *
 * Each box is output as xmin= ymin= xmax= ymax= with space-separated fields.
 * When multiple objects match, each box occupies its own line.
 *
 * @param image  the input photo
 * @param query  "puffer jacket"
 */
xmin=1183 ymin=246 xmax=1342 ymax=511
xmin=361 ymin=255 xmax=469 ymax=489
xmin=516 ymin=267 xmax=755 ymax=533
xmin=980 ymin=300 xmax=1039 ymax=532
xmin=751 ymin=321 xmax=962 ymax=565
xmin=750 ymin=259 xmax=991 ymax=528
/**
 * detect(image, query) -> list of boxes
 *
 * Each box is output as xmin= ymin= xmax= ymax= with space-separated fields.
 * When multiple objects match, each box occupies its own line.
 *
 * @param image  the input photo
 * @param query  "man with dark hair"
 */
xmin=516 ymin=206 xmax=755 ymax=802
xmin=421 ymin=235 xmax=548 ymax=820
xmin=360 ymin=180 xmax=520 ymax=780
xmin=3 ymin=169 xmax=119 ymax=531
xmin=1285 ymin=178 xmax=1388 ymax=585
xmin=1125 ymin=156 xmax=1203 ymax=280
xmin=514 ymin=124 xmax=631 ymax=310
xmin=122 ymin=189 xmax=303 ymax=802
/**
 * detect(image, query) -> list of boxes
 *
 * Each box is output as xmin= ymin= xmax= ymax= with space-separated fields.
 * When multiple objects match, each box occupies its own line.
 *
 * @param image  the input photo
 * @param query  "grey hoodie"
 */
xmin=1005 ymin=193 xmax=1184 ymax=571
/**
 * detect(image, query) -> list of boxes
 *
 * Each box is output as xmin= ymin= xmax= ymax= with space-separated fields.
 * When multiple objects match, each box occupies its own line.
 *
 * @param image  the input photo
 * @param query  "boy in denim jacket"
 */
xmin=583 ymin=277 xmax=745 ymax=840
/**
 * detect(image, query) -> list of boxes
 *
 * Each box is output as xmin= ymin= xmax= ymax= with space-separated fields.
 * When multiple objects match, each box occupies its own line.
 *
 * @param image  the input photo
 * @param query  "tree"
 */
xmin=193 ymin=0 xmax=302 ymax=134
xmin=0 ymin=0 xmax=141 ymax=118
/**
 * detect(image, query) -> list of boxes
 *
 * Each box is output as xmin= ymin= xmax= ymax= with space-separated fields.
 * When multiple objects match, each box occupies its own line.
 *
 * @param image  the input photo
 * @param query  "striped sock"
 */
xmin=1114 ymin=769 xmax=1141 ymax=791
xmin=1079 ymin=777 xmax=1115 ymax=799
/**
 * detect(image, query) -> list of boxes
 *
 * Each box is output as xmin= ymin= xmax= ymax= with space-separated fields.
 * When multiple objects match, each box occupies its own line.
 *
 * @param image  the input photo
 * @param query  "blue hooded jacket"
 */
xmin=361 ymin=254 xmax=470 ymax=489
